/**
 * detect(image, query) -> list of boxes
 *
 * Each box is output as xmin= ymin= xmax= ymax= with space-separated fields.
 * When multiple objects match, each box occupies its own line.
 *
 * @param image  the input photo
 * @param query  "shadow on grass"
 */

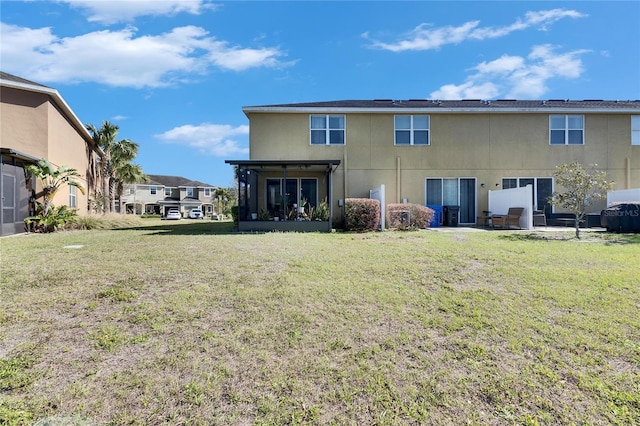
xmin=115 ymin=220 xmax=238 ymax=236
xmin=499 ymin=231 xmax=640 ymax=244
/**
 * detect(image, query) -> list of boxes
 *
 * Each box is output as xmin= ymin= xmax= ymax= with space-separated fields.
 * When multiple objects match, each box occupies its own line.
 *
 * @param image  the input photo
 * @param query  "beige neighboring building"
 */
xmin=121 ymin=174 xmax=217 ymax=217
xmin=1 ymin=72 xmax=101 ymax=236
xmin=227 ymin=99 xmax=640 ymax=231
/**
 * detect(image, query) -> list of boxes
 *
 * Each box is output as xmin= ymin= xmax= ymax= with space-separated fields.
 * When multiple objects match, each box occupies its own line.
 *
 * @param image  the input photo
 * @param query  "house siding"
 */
xmin=244 ymin=106 xmax=640 ymax=221
xmin=1 ymin=79 xmax=98 ymax=235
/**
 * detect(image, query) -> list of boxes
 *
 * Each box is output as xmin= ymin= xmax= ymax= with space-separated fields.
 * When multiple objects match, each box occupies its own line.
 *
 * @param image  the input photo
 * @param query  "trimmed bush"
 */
xmin=387 ymin=203 xmax=434 ymax=230
xmin=345 ymin=198 xmax=380 ymax=232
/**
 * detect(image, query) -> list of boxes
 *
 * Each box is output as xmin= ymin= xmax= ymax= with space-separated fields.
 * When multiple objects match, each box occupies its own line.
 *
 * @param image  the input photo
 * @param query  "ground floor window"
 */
xmin=502 ymin=177 xmax=553 ymax=215
xmin=69 ymin=186 xmax=77 ymax=208
xmin=425 ymin=177 xmax=476 ymax=224
xmin=266 ymin=178 xmax=318 ymax=218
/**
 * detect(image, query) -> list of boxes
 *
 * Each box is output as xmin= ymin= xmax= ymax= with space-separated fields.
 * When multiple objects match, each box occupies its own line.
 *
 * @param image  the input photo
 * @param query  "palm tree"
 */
xmin=114 ymin=162 xmax=147 ymax=214
xmin=110 ymin=138 xmax=143 ymax=212
xmin=215 ymin=187 xmax=236 ymax=217
xmin=25 ymin=159 xmax=85 ymax=218
xmin=86 ymin=121 xmax=142 ymax=213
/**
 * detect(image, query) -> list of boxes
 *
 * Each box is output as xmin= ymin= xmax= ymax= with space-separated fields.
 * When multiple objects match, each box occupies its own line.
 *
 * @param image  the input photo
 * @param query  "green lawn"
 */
xmin=1 ymin=220 xmax=639 ymax=425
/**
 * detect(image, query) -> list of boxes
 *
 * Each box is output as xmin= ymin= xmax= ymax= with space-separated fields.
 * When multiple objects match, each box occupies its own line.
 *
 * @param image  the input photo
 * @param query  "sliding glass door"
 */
xmin=266 ymin=178 xmax=318 ymax=218
xmin=425 ymin=177 xmax=477 ymax=224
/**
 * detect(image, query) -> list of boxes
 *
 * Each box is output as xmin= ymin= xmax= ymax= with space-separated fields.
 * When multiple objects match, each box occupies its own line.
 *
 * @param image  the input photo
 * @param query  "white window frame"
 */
xmin=186 ymin=187 xmax=194 ymax=198
xmin=204 ymin=188 xmax=211 ymax=197
xmin=164 ymin=187 xmax=171 ymax=196
xmin=394 ymin=115 xmax=430 ymax=145
xmin=549 ymin=114 xmax=584 ymax=145
xmin=632 ymin=116 xmax=640 ymax=145
xmin=310 ymin=115 xmax=346 ymax=145
xmin=69 ymin=186 xmax=77 ymax=208
xmin=149 ymin=186 xmax=157 ymax=195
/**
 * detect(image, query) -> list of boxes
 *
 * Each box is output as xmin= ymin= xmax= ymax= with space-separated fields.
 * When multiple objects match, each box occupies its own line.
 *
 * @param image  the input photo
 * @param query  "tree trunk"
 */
xmin=574 ymin=214 xmax=580 ymax=239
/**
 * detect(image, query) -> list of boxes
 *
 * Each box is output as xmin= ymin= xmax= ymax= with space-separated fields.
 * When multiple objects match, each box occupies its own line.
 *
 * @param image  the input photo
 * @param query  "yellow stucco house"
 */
xmin=0 ymin=72 xmax=101 ymax=236
xmin=227 ymin=99 xmax=640 ymax=231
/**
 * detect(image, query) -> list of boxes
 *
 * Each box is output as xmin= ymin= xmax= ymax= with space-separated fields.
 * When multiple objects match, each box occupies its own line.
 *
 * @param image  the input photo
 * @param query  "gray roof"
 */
xmin=244 ymin=99 xmax=640 ymax=113
xmin=146 ymin=174 xmax=214 ymax=188
xmin=0 ymin=71 xmax=52 ymax=89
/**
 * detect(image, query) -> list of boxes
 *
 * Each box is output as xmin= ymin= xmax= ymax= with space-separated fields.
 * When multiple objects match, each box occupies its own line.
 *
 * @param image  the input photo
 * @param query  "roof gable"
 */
xmin=146 ymin=174 xmax=214 ymax=188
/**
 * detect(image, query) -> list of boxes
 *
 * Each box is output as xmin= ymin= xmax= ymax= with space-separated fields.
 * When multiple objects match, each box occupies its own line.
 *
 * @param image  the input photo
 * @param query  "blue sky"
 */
xmin=2 ymin=1 xmax=639 ymax=186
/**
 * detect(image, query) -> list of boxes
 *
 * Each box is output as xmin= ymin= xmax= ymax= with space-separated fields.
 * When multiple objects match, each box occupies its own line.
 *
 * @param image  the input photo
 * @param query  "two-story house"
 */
xmin=121 ymin=174 xmax=216 ymax=217
xmin=227 ymin=99 xmax=640 ymax=231
xmin=0 ymin=72 xmax=102 ymax=236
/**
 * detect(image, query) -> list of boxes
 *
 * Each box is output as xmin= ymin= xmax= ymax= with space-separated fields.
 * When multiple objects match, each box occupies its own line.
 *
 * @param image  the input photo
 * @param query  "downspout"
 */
xmin=328 ymin=163 xmax=333 ymax=227
xmin=626 ymin=157 xmax=631 ymax=189
xmin=343 ymin=150 xmax=348 ymax=201
xmin=396 ymin=156 xmax=401 ymax=203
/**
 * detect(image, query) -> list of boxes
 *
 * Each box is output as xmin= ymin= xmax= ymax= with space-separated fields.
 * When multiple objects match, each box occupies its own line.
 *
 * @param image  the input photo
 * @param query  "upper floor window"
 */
xmin=150 ymin=186 xmax=157 ymax=195
xmin=204 ymin=188 xmax=211 ymax=197
xmin=164 ymin=187 xmax=171 ymax=196
xmin=632 ymin=116 xmax=640 ymax=145
xmin=550 ymin=115 xmax=584 ymax=145
xmin=395 ymin=115 xmax=430 ymax=145
xmin=310 ymin=115 xmax=345 ymax=145
xmin=69 ymin=186 xmax=77 ymax=208
xmin=186 ymin=187 xmax=194 ymax=198
xmin=129 ymin=187 xmax=135 ymax=195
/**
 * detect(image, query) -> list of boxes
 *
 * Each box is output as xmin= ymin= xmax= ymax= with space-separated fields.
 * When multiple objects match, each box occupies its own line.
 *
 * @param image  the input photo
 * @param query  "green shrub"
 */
xmin=25 ymin=203 xmax=77 ymax=233
xmin=345 ymin=198 xmax=380 ymax=231
xmin=311 ymin=198 xmax=330 ymax=221
xmin=141 ymin=213 xmax=161 ymax=219
xmin=387 ymin=203 xmax=434 ymax=230
xmin=231 ymin=205 xmax=239 ymax=225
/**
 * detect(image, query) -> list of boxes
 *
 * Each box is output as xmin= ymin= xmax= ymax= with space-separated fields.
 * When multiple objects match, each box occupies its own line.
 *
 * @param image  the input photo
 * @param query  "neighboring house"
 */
xmin=227 ymin=99 xmax=640 ymax=231
xmin=120 ymin=174 xmax=216 ymax=217
xmin=0 ymin=72 xmax=102 ymax=236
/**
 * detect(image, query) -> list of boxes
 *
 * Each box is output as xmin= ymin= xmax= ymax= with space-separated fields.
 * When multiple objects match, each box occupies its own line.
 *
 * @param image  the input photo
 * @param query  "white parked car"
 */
xmin=188 ymin=209 xmax=204 ymax=219
xmin=166 ymin=209 xmax=181 ymax=220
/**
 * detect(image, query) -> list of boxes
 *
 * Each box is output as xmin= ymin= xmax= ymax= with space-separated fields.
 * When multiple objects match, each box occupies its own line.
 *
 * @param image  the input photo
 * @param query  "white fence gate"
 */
xmin=370 ymin=184 xmax=385 ymax=231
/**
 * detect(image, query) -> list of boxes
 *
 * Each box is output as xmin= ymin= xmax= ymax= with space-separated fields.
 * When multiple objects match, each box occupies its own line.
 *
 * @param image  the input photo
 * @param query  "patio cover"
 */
xmin=225 ymin=159 xmax=341 ymax=229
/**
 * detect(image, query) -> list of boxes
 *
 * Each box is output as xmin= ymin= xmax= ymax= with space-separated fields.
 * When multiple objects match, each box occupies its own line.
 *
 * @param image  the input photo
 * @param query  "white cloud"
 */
xmin=60 ymin=0 xmax=218 ymax=24
xmin=0 ymin=23 xmax=289 ymax=88
xmin=156 ymin=123 xmax=249 ymax=157
xmin=365 ymin=8 xmax=587 ymax=52
xmin=430 ymin=82 xmax=500 ymax=100
xmin=430 ymin=45 xmax=590 ymax=99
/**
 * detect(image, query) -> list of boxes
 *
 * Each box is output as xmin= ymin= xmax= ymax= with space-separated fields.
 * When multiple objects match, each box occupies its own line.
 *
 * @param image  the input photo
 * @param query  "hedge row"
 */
xmin=345 ymin=198 xmax=380 ymax=231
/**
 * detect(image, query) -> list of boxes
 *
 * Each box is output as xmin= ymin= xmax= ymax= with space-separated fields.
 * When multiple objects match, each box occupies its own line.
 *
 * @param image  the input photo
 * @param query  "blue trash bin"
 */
xmin=427 ymin=205 xmax=443 ymax=228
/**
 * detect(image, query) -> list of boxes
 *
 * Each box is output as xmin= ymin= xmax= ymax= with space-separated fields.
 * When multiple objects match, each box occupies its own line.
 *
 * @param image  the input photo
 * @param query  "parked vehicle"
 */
xmin=600 ymin=203 xmax=640 ymax=233
xmin=188 ymin=209 xmax=204 ymax=219
xmin=166 ymin=209 xmax=181 ymax=220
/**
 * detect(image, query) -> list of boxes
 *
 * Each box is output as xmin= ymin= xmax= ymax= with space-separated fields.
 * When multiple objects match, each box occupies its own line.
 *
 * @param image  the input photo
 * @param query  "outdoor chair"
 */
xmin=533 ymin=210 xmax=547 ymax=226
xmin=491 ymin=207 xmax=524 ymax=229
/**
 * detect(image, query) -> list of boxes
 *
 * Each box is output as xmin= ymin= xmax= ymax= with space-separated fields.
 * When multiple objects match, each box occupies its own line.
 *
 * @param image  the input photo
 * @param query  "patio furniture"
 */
xmin=533 ymin=210 xmax=547 ymax=226
xmin=492 ymin=207 xmax=524 ymax=229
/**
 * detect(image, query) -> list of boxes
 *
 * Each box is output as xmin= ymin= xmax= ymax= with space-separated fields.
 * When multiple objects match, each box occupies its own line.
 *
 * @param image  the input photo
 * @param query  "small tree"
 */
xmin=548 ymin=161 xmax=613 ymax=238
xmin=25 ymin=159 xmax=85 ymax=232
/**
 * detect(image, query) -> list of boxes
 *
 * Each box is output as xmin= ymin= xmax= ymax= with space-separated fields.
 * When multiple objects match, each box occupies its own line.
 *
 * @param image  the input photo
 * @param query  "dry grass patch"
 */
xmin=1 ymin=221 xmax=639 ymax=425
